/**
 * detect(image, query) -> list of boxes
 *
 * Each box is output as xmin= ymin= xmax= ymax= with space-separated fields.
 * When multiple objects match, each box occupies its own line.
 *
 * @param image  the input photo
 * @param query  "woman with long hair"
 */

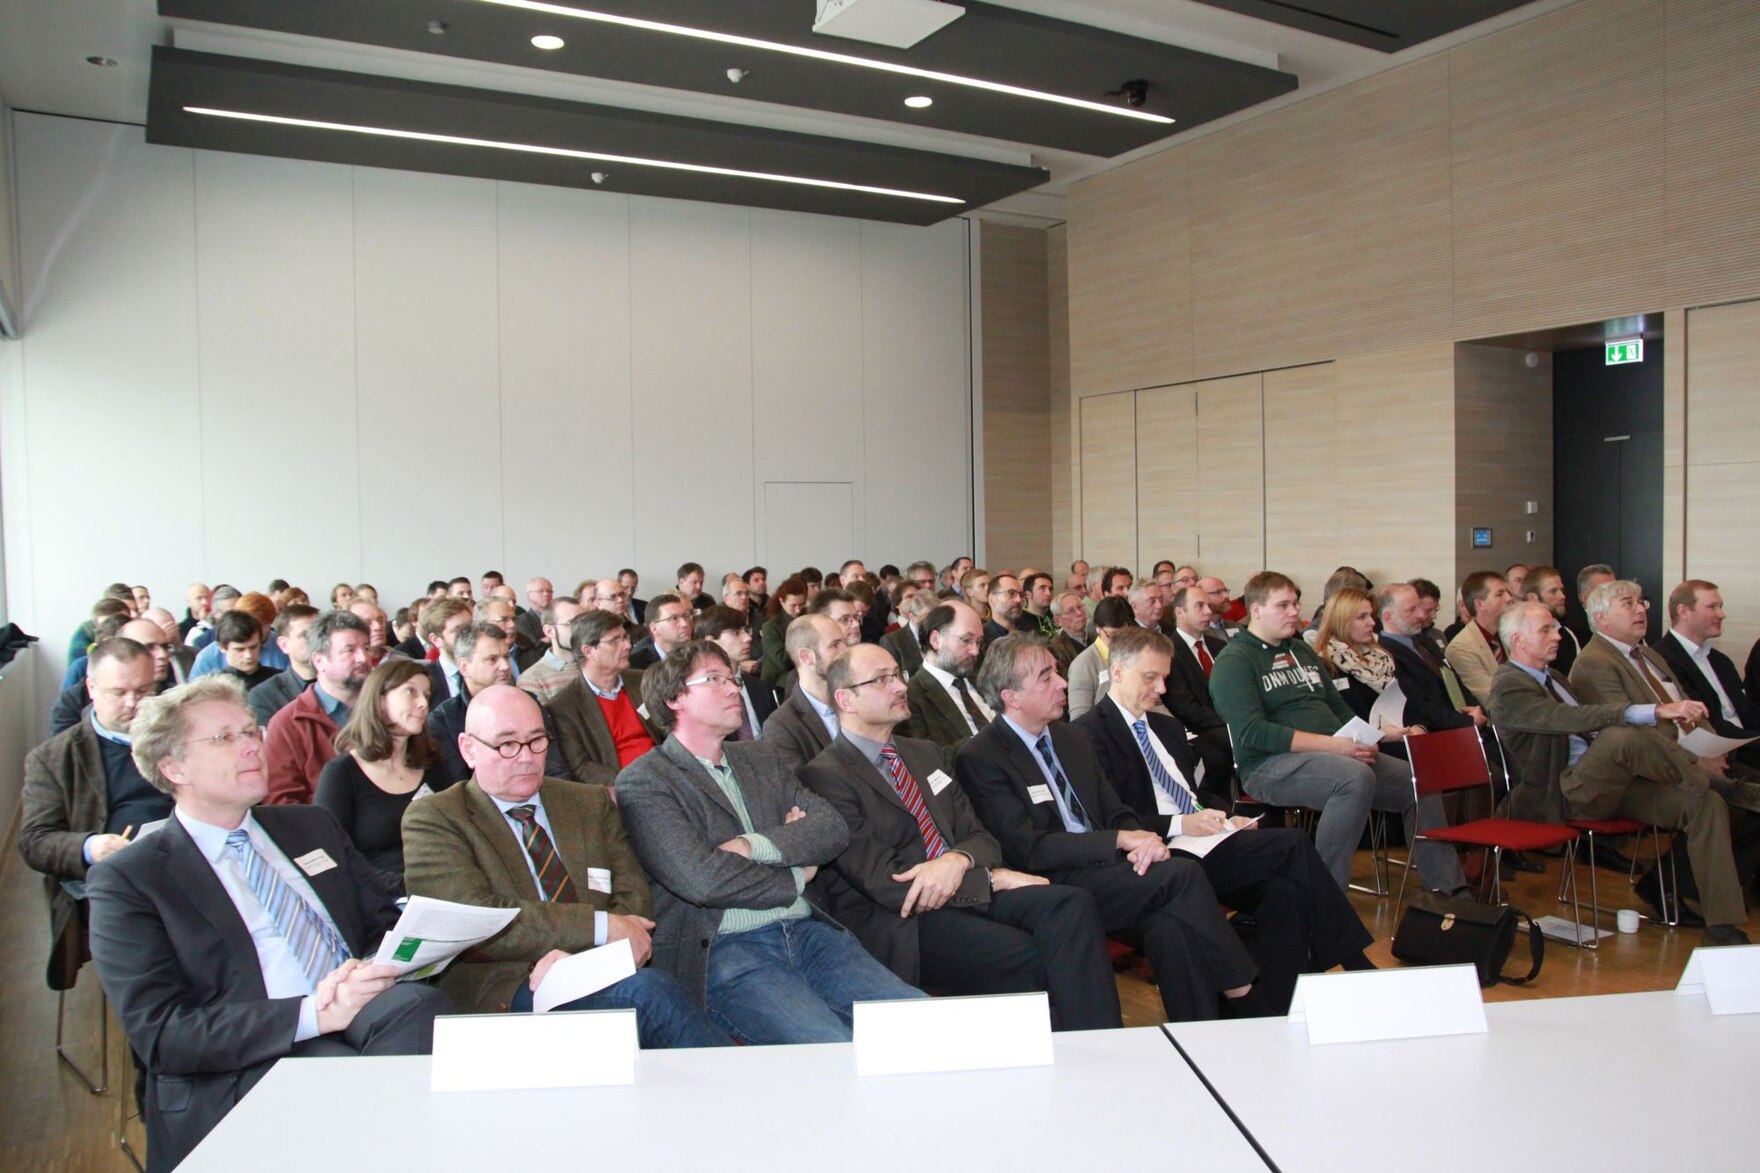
xmin=1314 ymin=587 xmax=1419 ymax=740
xmin=758 ymin=576 xmax=810 ymax=690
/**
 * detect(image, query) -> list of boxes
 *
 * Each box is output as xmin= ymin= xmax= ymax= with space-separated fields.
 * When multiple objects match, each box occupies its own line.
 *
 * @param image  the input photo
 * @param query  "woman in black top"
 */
xmin=313 ymin=658 xmax=447 ymax=897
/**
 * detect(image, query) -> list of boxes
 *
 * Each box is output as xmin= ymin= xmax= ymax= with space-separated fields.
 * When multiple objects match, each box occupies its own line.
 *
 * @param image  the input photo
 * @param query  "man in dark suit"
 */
xmin=1073 ymin=629 xmax=1372 ymax=1013
xmin=417 ymin=597 xmax=475 ymax=704
xmin=763 ymin=614 xmax=848 ymax=771
xmin=1657 ymin=579 xmax=1760 ymax=771
xmin=516 ymin=577 xmax=553 ymax=650
xmin=247 ymin=604 xmax=320 ymax=727
xmin=86 ymin=676 xmax=448 ymax=1172
xmin=629 ymin=591 xmax=694 ymax=669
xmin=428 ymin=624 xmax=572 ymax=787
xmin=802 ymin=644 xmax=1120 ymax=1030
xmin=402 ymin=685 xmax=726 ymax=1045
xmin=1163 ymin=586 xmax=1237 ymax=793
xmin=1486 ymin=601 xmax=1748 ymax=945
xmin=902 ymin=600 xmax=994 ymax=761
xmin=619 ymin=568 xmax=646 ymax=625
xmin=20 ymin=639 xmax=168 ymax=994
xmin=697 ymin=604 xmax=778 ymax=739
xmin=955 ymin=634 xmax=1271 ymax=1023
xmin=1377 ymin=582 xmax=1484 ymax=732
xmin=615 ymin=641 xmax=923 ymax=1044
xmin=879 ymin=589 xmax=931 ymax=679
xmin=549 ymin=610 xmax=658 ymax=787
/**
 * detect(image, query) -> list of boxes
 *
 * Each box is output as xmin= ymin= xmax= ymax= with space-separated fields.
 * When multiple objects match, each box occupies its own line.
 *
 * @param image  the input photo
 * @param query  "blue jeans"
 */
xmin=706 ymin=917 xmax=926 ymax=1045
xmin=510 ymin=967 xmax=731 ymax=1049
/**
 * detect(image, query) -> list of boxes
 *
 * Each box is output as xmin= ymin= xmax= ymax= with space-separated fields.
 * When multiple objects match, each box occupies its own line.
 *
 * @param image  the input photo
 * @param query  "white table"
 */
xmin=181 ymin=1027 xmax=1268 ymax=1171
xmin=1165 ymin=991 xmax=1759 ymax=1172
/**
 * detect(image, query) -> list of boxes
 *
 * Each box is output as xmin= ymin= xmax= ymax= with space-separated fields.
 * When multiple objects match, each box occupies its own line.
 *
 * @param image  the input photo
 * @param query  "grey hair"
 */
xmin=1584 ymin=579 xmax=1643 ymax=627
xmin=307 ymin=609 xmax=369 ymax=661
xmin=131 ymin=675 xmax=250 ymax=790
xmin=1498 ymin=600 xmax=1552 ymax=654
xmin=452 ymin=621 xmax=508 ymax=664
xmin=974 ymin=633 xmax=1050 ymax=712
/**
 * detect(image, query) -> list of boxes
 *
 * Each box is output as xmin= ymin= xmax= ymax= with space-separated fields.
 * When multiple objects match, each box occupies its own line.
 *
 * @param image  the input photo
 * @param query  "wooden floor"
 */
xmin=4 ymin=827 xmax=1748 ymax=1173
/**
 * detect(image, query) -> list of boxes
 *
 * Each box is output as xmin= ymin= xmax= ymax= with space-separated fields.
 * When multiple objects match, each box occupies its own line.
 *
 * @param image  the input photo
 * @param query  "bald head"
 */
xmin=592 ymin=578 xmax=630 ymax=617
xmin=120 ymin=618 xmax=173 ymax=682
xmin=465 ymin=683 xmax=540 ymax=738
xmin=144 ymin=607 xmax=180 ymax=643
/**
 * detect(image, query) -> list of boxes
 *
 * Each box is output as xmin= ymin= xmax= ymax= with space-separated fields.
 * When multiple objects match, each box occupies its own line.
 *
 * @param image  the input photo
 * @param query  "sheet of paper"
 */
xmin=1680 ymin=727 xmax=1760 ymax=758
xmin=1368 ymin=679 xmax=1407 ymax=731
xmin=371 ymin=895 xmax=519 ymax=981
xmin=532 ymin=939 xmax=637 ymax=1013
xmin=1167 ymin=829 xmax=1235 ymax=858
xmin=130 ymin=818 xmax=169 ymax=841
xmin=1334 ymin=716 xmax=1383 ymax=747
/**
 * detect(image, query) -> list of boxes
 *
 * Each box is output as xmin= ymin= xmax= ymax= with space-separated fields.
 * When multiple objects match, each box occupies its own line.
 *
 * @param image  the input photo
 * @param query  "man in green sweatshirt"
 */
xmin=1210 ymin=572 xmax=1466 ymax=895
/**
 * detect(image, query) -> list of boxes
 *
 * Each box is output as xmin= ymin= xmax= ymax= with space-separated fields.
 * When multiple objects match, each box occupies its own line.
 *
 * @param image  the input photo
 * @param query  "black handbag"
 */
xmin=1390 ymin=890 xmax=1543 ymax=988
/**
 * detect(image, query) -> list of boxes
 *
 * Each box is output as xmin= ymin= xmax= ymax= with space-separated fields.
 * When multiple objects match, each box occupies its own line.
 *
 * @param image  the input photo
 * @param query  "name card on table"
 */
xmin=1676 ymin=945 xmax=1760 ymax=1015
xmin=1288 ymin=965 xmax=1487 ymax=1045
xmin=430 ymin=1009 xmax=637 ymax=1092
xmin=853 ymin=992 xmax=1052 ymax=1076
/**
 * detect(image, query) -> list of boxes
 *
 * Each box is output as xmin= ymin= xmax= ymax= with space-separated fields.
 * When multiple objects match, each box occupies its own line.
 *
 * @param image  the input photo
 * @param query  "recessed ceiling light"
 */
xmin=531 ymin=34 xmax=565 ymax=50
xmin=182 ymin=106 xmax=966 ymax=205
xmin=904 ymin=96 xmax=932 ymax=109
xmin=85 ymin=55 xmax=119 ymax=67
xmin=475 ymin=0 xmax=1174 ymax=124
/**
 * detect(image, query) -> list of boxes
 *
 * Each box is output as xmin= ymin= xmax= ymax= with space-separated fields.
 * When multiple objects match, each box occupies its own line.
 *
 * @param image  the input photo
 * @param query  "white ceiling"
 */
xmin=0 ymin=0 xmax=1576 ymax=223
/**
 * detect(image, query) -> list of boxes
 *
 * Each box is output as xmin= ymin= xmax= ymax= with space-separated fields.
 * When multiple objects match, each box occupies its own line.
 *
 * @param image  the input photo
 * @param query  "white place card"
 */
xmin=1288 ymin=965 xmax=1487 ymax=1045
xmin=430 ymin=1009 xmax=637 ymax=1092
xmin=1676 ymin=944 xmax=1760 ymax=1015
xmin=853 ymin=992 xmax=1052 ymax=1076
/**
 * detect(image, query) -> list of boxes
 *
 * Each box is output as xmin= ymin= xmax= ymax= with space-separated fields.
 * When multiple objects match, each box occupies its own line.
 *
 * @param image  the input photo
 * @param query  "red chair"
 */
xmin=1555 ymin=816 xmax=1675 ymax=947
xmin=1397 ymin=728 xmax=1582 ymax=927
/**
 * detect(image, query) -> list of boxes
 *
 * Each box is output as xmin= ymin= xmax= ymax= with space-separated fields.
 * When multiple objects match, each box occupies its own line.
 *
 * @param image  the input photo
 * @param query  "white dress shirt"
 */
xmin=922 ymin=661 xmax=993 ymax=735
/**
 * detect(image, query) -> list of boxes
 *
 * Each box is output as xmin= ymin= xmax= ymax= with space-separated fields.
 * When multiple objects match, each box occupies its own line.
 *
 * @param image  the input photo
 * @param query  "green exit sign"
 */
xmin=1606 ymin=339 xmax=1644 ymax=365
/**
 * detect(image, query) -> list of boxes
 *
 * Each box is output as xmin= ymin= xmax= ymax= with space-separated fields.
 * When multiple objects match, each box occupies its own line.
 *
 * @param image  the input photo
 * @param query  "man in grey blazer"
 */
xmin=548 ymin=609 xmax=658 ymax=786
xmin=615 ymin=640 xmax=923 ymax=1044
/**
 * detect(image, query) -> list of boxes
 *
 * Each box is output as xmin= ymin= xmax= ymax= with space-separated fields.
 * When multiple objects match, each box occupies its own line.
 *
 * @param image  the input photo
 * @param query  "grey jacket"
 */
xmin=614 ymin=736 xmax=849 ymax=1004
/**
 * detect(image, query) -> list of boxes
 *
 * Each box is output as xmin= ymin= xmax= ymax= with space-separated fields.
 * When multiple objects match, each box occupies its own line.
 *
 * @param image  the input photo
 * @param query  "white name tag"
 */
xmin=926 ymin=770 xmax=954 ymax=796
xmin=430 ymin=1010 xmax=637 ymax=1092
xmin=853 ymin=993 xmax=1052 ymax=1076
xmin=586 ymin=867 xmax=613 ymax=894
xmin=293 ymin=848 xmax=338 ymax=877
xmin=1333 ymin=677 xmax=1351 ymax=690
xmin=1289 ymin=966 xmax=1486 ymax=1044
xmin=1026 ymin=784 xmax=1054 ymax=804
xmin=1677 ymin=944 xmax=1760 ymax=1014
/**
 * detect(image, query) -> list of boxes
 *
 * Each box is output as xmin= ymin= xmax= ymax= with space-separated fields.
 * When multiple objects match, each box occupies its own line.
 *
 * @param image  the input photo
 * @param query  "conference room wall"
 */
xmin=978 ymin=223 xmax=1051 ymax=576
xmin=1046 ymin=225 xmax=1073 ymax=577
xmin=0 ymin=112 xmax=973 ymax=728
xmin=1683 ymin=300 xmax=1760 ymax=657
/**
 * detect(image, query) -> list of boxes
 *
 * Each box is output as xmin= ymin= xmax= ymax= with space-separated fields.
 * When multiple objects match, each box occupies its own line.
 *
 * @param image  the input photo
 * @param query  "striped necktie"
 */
xmin=880 ymin=744 xmax=947 ymax=859
xmin=506 ymin=805 xmax=578 ymax=902
xmin=1130 ymin=719 xmax=1201 ymax=816
xmin=224 ymin=830 xmax=349 ymax=989
xmin=1034 ymin=732 xmax=1090 ymax=831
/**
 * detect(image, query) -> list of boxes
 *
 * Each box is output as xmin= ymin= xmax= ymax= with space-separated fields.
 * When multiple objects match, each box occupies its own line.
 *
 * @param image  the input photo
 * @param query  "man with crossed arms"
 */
xmin=802 ymin=643 xmax=1120 ymax=1030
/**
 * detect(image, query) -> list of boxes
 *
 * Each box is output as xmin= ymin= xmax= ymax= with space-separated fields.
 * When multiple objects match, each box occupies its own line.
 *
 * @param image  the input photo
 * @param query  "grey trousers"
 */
xmin=1246 ymin=751 xmax=1466 ymax=893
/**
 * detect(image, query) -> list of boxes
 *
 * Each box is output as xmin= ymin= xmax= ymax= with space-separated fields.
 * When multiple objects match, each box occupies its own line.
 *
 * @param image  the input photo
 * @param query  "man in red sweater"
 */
xmin=551 ymin=609 xmax=661 ymax=787
xmin=264 ymin=611 xmax=371 ymax=804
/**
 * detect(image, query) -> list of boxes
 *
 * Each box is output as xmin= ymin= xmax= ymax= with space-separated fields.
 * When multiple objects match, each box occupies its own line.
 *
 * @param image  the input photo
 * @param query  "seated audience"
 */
xmin=190 ymin=593 xmax=287 ymax=679
xmin=1065 ymin=596 xmax=1134 ymax=720
xmin=516 ymin=577 xmax=553 ymax=650
xmin=1046 ymin=590 xmax=1090 ymax=678
xmin=209 ymin=610 xmax=280 ymax=692
xmin=764 ymin=614 xmax=850 ymax=772
xmin=417 ymin=597 xmax=475 ymax=701
xmin=1315 ymin=587 xmax=1403 ymax=726
xmin=757 ymin=577 xmax=809 ymax=691
xmin=248 ymin=604 xmax=320 ymax=727
xmin=428 ymin=623 xmax=571 ymax=787
xmin=901 ymin=601 xmax=993 ymax=759
xmin=1659 ymin=579 xmax=1760 ymax=771
xmin=1445 ymin=571 xmax=1515 ymax=702
xmin=517 ymin=594 xmax=586 ymax=704
xmin=697 ymin=605 xmax=776 ymax=739
xmin=1377 ymin=583 xmax=1485 ymax=732
xmin=1162 ymin=586 xmax=1236 ymax=793
xmin=629 ymin=591 xmax=694 ymax=669
xmin=549 ymin=609 xmax=659 ymax=786
xmin=616 ymin=641 xmax=925 ymax=1043
xmin=349 ymin=600 xmax=391 ymax=668
xmin=264 ymin=611 xmax=372 ymax=805
xmin=87 ymin=677 xmax=448 ymax=1172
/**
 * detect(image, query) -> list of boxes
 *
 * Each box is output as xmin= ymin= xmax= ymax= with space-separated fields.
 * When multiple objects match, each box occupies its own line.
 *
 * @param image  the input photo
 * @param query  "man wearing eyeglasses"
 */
xmin=902 ymin=600 xmax=993 ymax=762
xmin=1046 ymin=591 xmax=1090 ymax=681
xmin=616 ymin=641 xmax=924 ymax=1043
xmin=629 ymin=591 xmax=695 ymax=669
xmin=550 ymin=609 xmax=661 ymax=786
xmin=800 ymin=644 xmax=1120 ymax=1030
xmin=87 ymin=676 xmax=450 ymax=1172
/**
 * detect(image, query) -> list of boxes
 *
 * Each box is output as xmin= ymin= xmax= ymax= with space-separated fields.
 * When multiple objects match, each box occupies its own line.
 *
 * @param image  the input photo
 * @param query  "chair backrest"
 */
xmin=1404 ymin=726 xmax=1492 ymax=799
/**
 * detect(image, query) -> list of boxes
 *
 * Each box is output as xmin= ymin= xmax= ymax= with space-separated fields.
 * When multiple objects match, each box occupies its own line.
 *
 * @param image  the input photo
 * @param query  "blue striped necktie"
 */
xmin=1131 ymin=719 xmax=1201 ymax=816
xmin=1034 ymin=732 xmax=1090 ymax=831
xmin=225 ymin=829 xmax=349 ymax=988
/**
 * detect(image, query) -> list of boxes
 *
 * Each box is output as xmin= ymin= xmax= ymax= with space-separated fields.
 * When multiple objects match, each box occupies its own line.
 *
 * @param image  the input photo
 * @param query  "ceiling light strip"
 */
xmin=182 ymin=107 xmax=966 ymax=203
xmin=477 ymin=0 xmax=1175 ymax=124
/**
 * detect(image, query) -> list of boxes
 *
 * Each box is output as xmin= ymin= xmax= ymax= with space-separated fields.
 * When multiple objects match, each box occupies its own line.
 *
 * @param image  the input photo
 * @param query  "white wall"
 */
xmin=2 ymin=112 xmax=974 ymax=728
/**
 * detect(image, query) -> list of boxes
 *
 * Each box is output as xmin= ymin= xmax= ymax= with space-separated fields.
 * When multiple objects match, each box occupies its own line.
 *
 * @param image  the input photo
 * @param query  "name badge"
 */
xmin=293 ymin=848 xmax=338 ymax=877
xmin=586 ymin=867 xmax=613 ymax=894
xmin=926 ymin=770 xmax=954 ymax=796
xmin=1026 ymin=784 xmax=1054 ymax=805
xmin=1333 ymin=677 xmax=1351 ymax=690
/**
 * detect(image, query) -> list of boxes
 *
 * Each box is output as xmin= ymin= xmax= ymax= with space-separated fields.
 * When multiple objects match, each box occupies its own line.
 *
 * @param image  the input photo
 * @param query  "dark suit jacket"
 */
xmin=614 ymin=737 xmax=849 ymax=1005
xmin=955 ymin=717 xmax=1140 ymax=875
xmin=763 ymin=684 xmax=837 ymax=773
xmin=628 ymin=636 xmax=670 ymax=670
xmin=401 ymin=778 xmax=652 ymax=1013
xmin=739 ymin=671 xmax=778 ymax=735
xmin=1047 ymin=630 xmax=1087 ymax=680
xmin=900 ymin=670 xmax=982 ymax=763
xmin=20 ymin=720 xmax=112 ymax=989
xmin=547 ymin=670 xmax=656 ymax=787
xmin=247 ymin=666 xmax=311 ymax=727
xmin=86 ymin=806 xmax=398 ymax=1173
xmin=880 ymin=625 xmax=925 ymax=678
xmin=426 ymin=657 xmax=460 ymax=706
xmin=427 ymin=687 xmax=573 ymax=787
xmin=1658 ymin=631 xmax=1757 ymax=738
xmin=1163 ymin=631 xmax=1228 ymax=734
xmin=1486 ymin=662 xmax=1630 ymax=822
xmin=1074 ymin=698 xmax=1223 ymax=835
xmin=1378 ymin=634 xmax=1479 ymax=732
xmin=1747 ymin=637 xmax=1760 ymax=710
xmin=801 ymin=735 xmax=1000 ymax=983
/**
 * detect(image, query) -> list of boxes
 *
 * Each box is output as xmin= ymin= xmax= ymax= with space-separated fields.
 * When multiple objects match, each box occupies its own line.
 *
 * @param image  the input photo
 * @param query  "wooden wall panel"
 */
xmin=1662 ymin=308 xmax=1687 ymax=588
xmin=1134 ymin=386 xmax=1199 ymax=575
xmin=1079 ymin=392 xmax=1137 ymax=572
xmin=1334 ymin=344 xmax=1457 ymax=591
xmin=1664 ymin=0 xmax=1760 ymax=309
xmin=1047 ymin=224 xmax=1075 ymax=576
xmin=1194 ymin=375 xmax=1264 ymax=589
xmin=1453 ymin=343 xmax=1553 ymax=580
xmin=980 ymin=223 xmax=1051 ymax=573
xmin=1685 ymin=300 xmax=1760 ymax=657
xmin=1188 ymin=57 xmax=1453 ymax=380
xmin=1066 ymin=147 xmax=1189 ymax=397
xmin=1449 ymin=0 xmax=1667 ymax=340
xmin=1262 ymin=363 xmax=1338 ymax=595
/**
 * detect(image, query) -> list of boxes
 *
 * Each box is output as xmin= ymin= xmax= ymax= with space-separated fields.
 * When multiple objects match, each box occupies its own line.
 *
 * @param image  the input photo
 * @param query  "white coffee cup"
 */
xmin=1616 ymin=908 xmax=1641 ymax=934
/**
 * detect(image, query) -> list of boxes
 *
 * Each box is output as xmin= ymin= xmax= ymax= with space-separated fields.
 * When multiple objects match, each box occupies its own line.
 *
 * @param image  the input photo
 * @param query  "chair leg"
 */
xmin=1564 ymin=841 xmax=1588 ymax=948
xmin=54 ymin=981 xmax=108 ymax=1095
xmin=1394 ymin=846 xmax=1418 ymax=909
xmin=117 ymin=1030 xmax=145 ymax=1172
xmin=1350 ymin=810 xmax=1390 ymax=898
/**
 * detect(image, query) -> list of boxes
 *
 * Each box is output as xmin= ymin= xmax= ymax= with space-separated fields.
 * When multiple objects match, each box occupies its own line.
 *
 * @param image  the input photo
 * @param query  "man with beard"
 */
xmin=901 ymin=601 xmax=993 ymax=762
xmin=264 ymin=611 xmax=372 ymax=805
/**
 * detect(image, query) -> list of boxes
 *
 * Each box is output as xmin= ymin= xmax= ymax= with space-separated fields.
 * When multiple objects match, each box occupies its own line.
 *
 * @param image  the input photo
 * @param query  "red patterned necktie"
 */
xmin=880 ymin=744 xmax=947 ymax=859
